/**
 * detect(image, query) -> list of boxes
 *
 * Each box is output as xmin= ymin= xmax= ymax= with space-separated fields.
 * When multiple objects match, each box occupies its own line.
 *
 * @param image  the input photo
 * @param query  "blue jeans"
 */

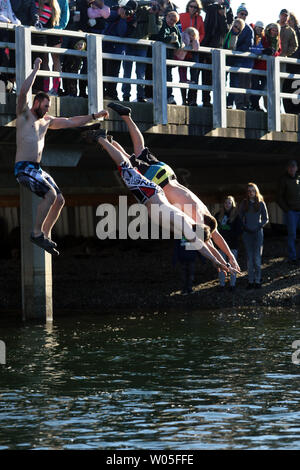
xmin=227 ymin=70 xmax=251 ymax=108
xmin=122 ymin=45 xmax=147 ymax=100
xmin=287 ymin=210 xmax=300 ymax=260
xmin=243 ymin=230 xmax=264 ymax=283
xmin=218 ymin=249 xmax=238 ymax=286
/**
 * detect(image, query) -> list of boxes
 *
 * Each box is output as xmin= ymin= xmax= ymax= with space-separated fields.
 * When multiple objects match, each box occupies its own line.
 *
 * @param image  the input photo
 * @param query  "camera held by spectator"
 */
xmin=123 ymin=0 xmax=137 ymax=17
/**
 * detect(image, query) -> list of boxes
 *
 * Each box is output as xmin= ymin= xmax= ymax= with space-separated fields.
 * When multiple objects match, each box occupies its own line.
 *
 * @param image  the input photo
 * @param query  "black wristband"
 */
xmin=92 ymin=113 xmax=96 ymax=120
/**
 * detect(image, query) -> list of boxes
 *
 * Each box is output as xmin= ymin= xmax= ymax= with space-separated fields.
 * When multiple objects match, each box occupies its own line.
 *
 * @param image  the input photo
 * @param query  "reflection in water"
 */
xmin=0 ymin=307 xmax=300 ymax=450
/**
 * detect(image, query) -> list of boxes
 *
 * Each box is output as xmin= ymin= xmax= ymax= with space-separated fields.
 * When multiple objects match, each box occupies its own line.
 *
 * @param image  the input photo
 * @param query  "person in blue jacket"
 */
xmin=232 ymin=3 xmax=254 ymax=109
xmin=103 ymin=1 xmax=137 ymax=100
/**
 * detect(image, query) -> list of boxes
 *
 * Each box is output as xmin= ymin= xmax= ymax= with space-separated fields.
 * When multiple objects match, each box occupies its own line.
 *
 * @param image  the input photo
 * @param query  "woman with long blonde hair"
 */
xmin=239 ymin=183 xmax=269 ymax=289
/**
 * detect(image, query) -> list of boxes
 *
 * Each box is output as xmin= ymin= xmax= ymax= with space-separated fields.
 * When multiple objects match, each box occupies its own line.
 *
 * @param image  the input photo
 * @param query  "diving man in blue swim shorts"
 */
xmin=15 ymin=57 xmax=109 ymax=255
xmin=83 ymin=125 xmax=239 ymax=276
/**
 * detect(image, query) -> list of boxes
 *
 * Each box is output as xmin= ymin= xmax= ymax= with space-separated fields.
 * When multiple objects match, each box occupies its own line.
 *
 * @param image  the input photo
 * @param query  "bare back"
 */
xmin=15 ymin=104 xmax=52 ymax=163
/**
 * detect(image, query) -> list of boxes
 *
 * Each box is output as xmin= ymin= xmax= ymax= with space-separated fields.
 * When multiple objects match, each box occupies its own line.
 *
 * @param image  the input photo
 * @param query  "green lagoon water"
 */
xmin=0 ymin=307 xmax=300 ymax=450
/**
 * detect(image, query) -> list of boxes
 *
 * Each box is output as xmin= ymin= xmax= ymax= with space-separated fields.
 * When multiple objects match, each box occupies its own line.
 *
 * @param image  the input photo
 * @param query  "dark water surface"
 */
xmin=0 ymin=307 xmax=300 ymax=450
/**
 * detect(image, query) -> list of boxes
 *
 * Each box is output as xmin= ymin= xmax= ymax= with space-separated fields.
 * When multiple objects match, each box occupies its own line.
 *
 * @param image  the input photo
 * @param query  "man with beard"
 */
xmin=15 ymin=57 xmax=108 ymax=255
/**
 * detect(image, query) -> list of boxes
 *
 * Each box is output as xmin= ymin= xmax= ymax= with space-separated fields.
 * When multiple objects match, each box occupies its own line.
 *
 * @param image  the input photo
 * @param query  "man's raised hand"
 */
xmin=33 ymin=57 xmax=42 ymax=70
xmin=95 ymin=110 xmax=109 ymax=119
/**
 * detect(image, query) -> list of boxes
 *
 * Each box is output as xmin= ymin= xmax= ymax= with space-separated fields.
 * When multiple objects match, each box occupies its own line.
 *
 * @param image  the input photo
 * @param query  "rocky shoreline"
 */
xmin=1 ymin=231 xmax=300 ymax=317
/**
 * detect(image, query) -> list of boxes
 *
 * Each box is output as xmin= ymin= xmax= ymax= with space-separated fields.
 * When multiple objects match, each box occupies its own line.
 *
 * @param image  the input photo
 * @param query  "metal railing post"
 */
xmin=15 ymin=26 xmax=32 ymax=102
xmin=212 ymin=48 xmax=227 ymax=129
xmin=152 ymin=41 xmax=167 ymax=125
xmin=87 ymin=34 xmax=103 ymax=114
xmin=267 ymin=56 xmax=281 ymax=132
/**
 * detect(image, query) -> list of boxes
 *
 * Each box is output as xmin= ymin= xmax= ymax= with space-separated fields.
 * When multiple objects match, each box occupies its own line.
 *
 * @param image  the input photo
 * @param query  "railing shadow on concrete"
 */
xmin=1 ymin=24 xmax=300 ymax=131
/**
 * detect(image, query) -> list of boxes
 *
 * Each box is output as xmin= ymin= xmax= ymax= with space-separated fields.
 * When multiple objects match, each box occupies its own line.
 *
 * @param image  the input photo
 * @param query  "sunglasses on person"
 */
xmin=189 ymin=4 xmax=198 ymax=9
xmin=239 ymin=12 xmax=247 ymax=17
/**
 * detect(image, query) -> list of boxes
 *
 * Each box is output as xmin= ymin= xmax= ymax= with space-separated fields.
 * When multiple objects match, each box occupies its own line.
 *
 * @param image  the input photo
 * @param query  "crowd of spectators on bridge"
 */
xmin=0 ymin=1 xmax=300 ymax=104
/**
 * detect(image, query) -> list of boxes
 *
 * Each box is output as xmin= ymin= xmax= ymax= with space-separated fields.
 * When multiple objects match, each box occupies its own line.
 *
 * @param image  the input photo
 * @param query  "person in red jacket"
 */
xmin=179 ymin=0 xmax=205 ymax=106
xmin=250 ymin=22 xmax=281 ymax=111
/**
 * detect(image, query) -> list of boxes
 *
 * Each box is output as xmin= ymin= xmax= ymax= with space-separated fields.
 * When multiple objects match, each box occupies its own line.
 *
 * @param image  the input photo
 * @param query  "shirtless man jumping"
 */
xmin=15 ymin=57 xmax=108 ymax=255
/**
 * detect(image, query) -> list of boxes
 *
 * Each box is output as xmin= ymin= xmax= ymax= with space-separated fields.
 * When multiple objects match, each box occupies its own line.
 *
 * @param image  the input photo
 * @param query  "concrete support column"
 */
xmin=20 ymin=187 xmax=53 ymax=322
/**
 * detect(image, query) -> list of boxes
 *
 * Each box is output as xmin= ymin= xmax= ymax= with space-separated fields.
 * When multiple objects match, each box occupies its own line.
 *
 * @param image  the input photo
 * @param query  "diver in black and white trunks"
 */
xmin=82 ymin=125 xmax=238 ymax=276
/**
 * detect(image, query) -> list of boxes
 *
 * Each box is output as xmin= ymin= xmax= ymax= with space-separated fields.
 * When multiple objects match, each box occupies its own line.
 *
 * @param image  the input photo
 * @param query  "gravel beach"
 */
xmin=1 ymin=230 xmax=300 ymax=316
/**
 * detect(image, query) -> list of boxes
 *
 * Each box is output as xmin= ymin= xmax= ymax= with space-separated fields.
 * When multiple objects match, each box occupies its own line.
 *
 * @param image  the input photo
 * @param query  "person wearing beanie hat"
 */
xmin=236 ymin=3 xmax=247 ymax=15
xmin=255 ymin=21 xmax=264 ymax=29
xmin=231 ymin=2 xmax=254 ymax=109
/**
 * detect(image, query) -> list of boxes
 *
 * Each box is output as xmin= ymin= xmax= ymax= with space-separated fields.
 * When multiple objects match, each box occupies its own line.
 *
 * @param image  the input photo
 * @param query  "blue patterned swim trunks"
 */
xmin=14 ymin=161 xmax=61 ymax=198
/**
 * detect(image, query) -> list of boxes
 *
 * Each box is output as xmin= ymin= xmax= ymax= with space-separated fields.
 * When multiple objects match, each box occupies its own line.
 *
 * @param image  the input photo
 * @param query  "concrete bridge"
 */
xmin=1 ymin=24 xmax=300 ymax=322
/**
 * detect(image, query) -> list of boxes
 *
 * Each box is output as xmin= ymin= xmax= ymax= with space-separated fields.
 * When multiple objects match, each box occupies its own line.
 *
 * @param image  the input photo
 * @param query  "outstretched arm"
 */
xmin=211 ymin=229 xmax=241 ymax=272
xmin=205 ymin=239 xmax=240 ymax=276
xmin=16 ymin=57 xmax=42 ymax=115
xmin=48 ymin=110 xmax=109 ymax=129
xmin=198 ymin=243 xmax=231 ymax=274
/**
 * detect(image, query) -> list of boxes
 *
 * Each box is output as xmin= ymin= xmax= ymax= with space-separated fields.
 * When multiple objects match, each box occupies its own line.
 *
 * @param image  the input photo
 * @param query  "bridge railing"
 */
xmin=1 ymin=23 xmax=300 ymax=132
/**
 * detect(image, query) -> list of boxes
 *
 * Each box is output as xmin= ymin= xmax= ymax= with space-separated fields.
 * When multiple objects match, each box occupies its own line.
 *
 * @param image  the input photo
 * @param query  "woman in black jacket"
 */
xmin=11 ymin=0 xmax=38 ymax=25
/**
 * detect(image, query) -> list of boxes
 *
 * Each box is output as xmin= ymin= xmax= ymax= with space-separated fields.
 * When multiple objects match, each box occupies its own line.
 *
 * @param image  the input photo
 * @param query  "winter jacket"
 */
xmin=11 ymin=0 xmax=38 ymax=25
xmin=251 ymin=35 xmax=281 ymax=70
xmin=277 ymin=172 xmax=300 ymax=212
xmin=154 ymin=18 xmax=182 ymax=58
xmin=174 ymin=30 xmax=200 ymax=60
xmin=0 ymin=0 xmax=21 ymax=24
xmin=239 ymin=200 xmax=269 ymax=233
xmin=126 ymin=6 xmax=158 ymax=40
xmin=290 ymin=25 xmax=300 ymax=59
xmin=55 ymin=0 xmax=69 ymax=30
xmin=201 ymin=2 xmax=233 ymax=48
xmin=215 ymin=210 xmax=243 ymax=250
xmin=280 ymin=23 xmax=298 ymax=57
xmin=87 ymin=2 xmax=110 ymax=33
xmin=103 ymin=8 xmax=135 ymax=54
xmin=234 ymin=23 xmax=254 ymax=68
xmin=179 ymin=12 xmax=205 ymax=43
